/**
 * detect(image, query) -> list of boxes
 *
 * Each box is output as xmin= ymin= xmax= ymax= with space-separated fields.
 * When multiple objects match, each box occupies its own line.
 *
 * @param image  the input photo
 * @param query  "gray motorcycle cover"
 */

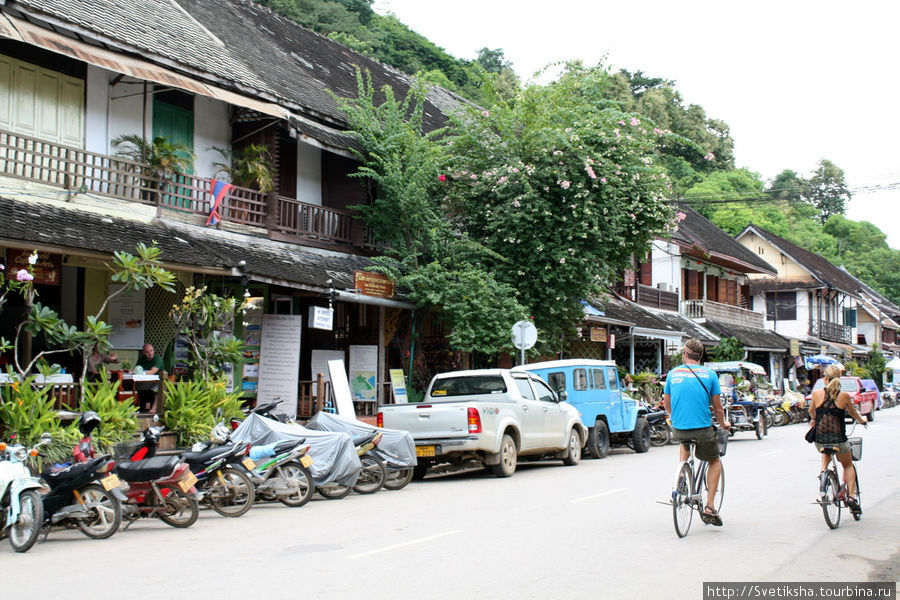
xmin=231 ymin=413 xmax=360 ymax=487
xmin=306 ymin=412 xmax=417 ymax=469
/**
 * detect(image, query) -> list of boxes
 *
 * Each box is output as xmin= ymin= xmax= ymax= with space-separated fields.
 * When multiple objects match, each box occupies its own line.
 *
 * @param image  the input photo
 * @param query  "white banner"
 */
xmin=256 ymin=314 xmax=303 ymax=416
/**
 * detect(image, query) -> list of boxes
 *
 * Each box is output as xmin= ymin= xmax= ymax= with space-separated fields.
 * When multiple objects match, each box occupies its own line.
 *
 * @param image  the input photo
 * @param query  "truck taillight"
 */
xmin=376 ymin=412 xmax=383 ymax=428
xmin=467 ymin=407 xmax=482 ymax=434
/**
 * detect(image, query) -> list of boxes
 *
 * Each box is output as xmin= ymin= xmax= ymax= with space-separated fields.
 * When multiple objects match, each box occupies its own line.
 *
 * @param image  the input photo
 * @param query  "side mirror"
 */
xmin=558 ymin=390 xmax=568 ymax=402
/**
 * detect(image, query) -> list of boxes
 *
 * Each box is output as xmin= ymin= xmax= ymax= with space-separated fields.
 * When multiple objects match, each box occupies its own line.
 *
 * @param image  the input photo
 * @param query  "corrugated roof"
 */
xmin=702 ymin=319 xmax=790 ymax=352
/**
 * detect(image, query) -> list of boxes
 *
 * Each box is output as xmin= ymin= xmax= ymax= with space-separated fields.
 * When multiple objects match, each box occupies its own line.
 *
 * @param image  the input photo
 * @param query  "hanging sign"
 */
xmin=354 ymin=271 xmax=395 ymax=299
xmin=5 ymin=249 xmax=62 ymax=285
xmin=590 ymin=327 xmax=608 ymax=343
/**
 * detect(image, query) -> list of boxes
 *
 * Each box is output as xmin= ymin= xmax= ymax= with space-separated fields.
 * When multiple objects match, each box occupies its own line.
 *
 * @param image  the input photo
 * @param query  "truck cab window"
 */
xmin=514 ymin=377 xmax=537 ymax=401
xmin=591 ymin=368 xmax=606 ymax=390
xmin=574 ymin=368 xmax=588 ymax=391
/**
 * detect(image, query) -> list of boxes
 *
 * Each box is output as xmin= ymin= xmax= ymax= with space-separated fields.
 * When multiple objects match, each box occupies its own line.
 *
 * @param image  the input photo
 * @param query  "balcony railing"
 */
xmin=615 ymin=283 xmax=679 ymax=311
xmin=811 ymin=319 xmax=852 ymax=344
xmin=681 ymin=298 xmax=764 ymax=328
xmin=0 ymin=129 xmax=364 ymax=248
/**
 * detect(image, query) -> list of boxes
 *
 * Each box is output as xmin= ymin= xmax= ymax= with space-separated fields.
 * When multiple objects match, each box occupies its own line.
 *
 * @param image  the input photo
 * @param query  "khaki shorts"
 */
xmin=674 ymin=426 xmax=720 ymax=461
xmin=815 ymin=441 xmax=850 ymax=455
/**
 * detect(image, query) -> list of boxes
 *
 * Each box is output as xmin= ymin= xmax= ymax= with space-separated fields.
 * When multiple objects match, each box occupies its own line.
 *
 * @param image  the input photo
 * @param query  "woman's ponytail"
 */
xmin=823 ymin=364 xmax=843 ymax=399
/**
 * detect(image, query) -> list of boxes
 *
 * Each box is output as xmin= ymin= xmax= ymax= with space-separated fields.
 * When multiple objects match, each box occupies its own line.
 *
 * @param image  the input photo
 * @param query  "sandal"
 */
xmin=700 ymin=505 xmax=723 ymax=526
xmin=846 ymin=496 xmax=861 ymax=515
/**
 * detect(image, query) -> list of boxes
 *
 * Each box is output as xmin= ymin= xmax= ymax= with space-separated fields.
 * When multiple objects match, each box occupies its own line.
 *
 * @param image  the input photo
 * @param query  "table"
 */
xmin=118 ymin=373 xmax=160 ymax=408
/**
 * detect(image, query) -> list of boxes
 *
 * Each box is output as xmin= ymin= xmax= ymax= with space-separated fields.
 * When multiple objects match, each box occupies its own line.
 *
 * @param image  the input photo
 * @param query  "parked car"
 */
xmin=512 ymin=359 xmax=651 ymax=458
xmin=859 ymin=379 xmax=882 ymax=410
xmin=377 ymin=369 xmax=586 ymax=479
xmin=807 ymin=376 xmax=877 ymax=420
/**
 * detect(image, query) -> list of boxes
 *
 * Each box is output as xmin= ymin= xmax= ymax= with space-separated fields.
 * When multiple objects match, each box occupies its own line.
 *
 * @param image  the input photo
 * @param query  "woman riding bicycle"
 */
xmin=808 ymin=363 xmax=866 ymax=515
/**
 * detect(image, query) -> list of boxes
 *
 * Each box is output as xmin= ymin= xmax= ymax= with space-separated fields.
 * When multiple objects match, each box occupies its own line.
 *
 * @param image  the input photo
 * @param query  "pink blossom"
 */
xmin=630 ymin=117 xmax=640 ymax=126
xmin=470 ymin=174 xmax=478 ymax=180
xmin=16 ymin=269 xmax=33 ymax=282
xmin=559 ymin=257 xmax=566 ymax=264
xmin=675 ymin=211 xmax=687 ymax=222
xmin=0 ymin=264 xmax=4 ymax=271
xmin=585 ymin=165 xmax=597 ymax=179
xmin=600 ymin=177 xmax=607 ymax=183
xmin=560 ymin=181 xmax=571 ymax=189
xmin=482 ymin=110 xmax=490 ymax=117
xmin=512 ymin=200 xmax=521 ymax=208
xmin=704 ymin=152 xmax=716 ymax=161
xmin=497 ymin=176 xmax=508 ymax=185
xmin=438 ymin=174 xmax=447 ymax=182
xmin=653 ymin=128 xmax=665 ymax=135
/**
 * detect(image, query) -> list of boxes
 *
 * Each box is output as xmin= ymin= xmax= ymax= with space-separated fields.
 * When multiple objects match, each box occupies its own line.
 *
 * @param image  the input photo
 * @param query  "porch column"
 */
xmin=378 ymin=306 xmax=385 ymax=405
xmin=630 ymin=337 xmax=635 ymax=374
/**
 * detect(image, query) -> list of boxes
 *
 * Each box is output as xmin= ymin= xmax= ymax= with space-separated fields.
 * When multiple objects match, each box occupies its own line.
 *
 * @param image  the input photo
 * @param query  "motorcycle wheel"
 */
xmin=208 ymin=467 xmax=256 ymax=518
xmin=383 ymin=468 xmax=414 ymax=491
xmin=317 ymin=482 xmax=352 ymax=500
xmin=76 ymin=483 xmax=122 ymax=539
xmin=353 ymin=456 xmax=386 ymax=494
xmin=158 ymin=487 xmax=199 ymax=528
xmin=650 ymin=422 xmax=672 ymax=447
xmin=8 ymin=489 xmax=43 ymax=553
xmin=277 ymin=460 xmax=314 ymax=508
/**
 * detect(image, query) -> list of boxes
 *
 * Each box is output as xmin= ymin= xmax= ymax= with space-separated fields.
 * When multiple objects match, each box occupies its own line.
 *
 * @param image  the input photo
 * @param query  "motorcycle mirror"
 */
xmin=152 ymin=414 xmax=160 ymax=423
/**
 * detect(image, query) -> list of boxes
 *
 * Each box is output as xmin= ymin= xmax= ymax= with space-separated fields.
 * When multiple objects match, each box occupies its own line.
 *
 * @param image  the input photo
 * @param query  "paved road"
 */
xmin=4 ymin=409 xmax=899 ymax=599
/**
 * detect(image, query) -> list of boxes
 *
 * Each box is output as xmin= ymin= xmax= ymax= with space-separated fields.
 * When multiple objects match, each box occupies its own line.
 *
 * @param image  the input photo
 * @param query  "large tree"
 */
xmin=803 ymin=159 xmax=850 ymax=224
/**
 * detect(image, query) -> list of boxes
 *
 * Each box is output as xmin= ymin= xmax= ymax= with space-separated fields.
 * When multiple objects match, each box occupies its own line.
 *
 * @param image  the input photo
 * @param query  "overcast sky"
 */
xmin=372 ymin=0 xmax=900 ymax=247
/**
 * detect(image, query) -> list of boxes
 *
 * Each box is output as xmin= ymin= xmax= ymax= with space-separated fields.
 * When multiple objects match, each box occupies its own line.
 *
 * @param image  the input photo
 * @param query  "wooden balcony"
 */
xmin=681 ymin=298 xmax=764 ymax=328
xmin=615 ymin=283 xmax=679 ymax=311
xmin=0 ymin=128 xmax=365 ymax=249
xmin=811 ymin=319 xmax=853 ymax=344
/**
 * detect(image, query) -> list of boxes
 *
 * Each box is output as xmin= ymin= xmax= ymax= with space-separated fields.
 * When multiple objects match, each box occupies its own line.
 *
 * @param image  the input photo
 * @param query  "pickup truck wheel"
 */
xmin=562 ymin=428 xmax=582 ymax=466
xmin=491 ymin=434 xmax=517 ymax=477
xmin=412 ymin=464 xmax=429 ymax=480
xmin=866 ymin=408 xmax=874 ymax=422
xmin=631 ymin=417 xmax=651 ymax=453
xmin=587 ymin=421 xmax=610 ymax=459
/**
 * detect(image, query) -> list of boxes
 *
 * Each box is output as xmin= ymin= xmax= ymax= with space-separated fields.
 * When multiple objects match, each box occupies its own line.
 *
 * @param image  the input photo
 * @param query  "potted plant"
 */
xmin=211 ymin=144 xmax=275 ymax=192
xmin=112 ymin=134 xmax=195 ymax=201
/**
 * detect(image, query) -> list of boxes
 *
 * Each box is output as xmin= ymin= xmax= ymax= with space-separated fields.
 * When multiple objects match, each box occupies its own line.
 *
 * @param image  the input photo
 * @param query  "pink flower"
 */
xmin=559 ymin=257 xmax=566 ymax=264
xmin=438 ymin=174 xmax=447 ymax=182
xmin=600 ymin=177 xmax=607 ymax=183
xmin=482 ymin=110 xmax=490 ymax=117
xmin=512 ymin=200 xmax=521 ymax=208
xmin=560 ymin=181 xmax=571 ymax=189
xmin=630 ymin=117 xmax=640 ymax=126
xmin=675 ymin=211 xmax=687 ymax=222
xmin=497 ymin=176 xmax=508 ymax=185
xmin=704 ymin=152 xmax=716 ymax=161
xmin=0 ymin=264 xmax=4 ymax=271
xmin=16 ymin=269 xmax=33 ymax=282
xmin=585 ymin=165 xmax=597 ymax=179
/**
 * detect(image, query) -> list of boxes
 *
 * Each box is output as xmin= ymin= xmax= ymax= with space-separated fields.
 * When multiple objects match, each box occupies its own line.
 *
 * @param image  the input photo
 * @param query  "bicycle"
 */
xmin=667 ymin=433 xmax=726 ymax=538
xmin=816 ymin=422 xmax=864 ymax=529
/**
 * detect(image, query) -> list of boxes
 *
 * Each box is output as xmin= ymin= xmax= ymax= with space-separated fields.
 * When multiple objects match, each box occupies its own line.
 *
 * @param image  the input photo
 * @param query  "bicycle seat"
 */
xmin=819 ymin=446 xmax=840 ymax=455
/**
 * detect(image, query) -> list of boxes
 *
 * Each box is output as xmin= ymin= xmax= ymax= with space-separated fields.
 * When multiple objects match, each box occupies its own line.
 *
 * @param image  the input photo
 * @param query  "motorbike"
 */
xmin=318 ymin=431 xmax=384 ymax=499
xmin=114 ymin=422 xmax=202 ymax=529
xmin=0 ymin=433 xmax=50 ymax=552
xmin=244 ymin=439 xmax=314 ymax=507
xmin=131 ymin=419 xmax=256 ymax=518
xmin=645 ymin=408 xmax=673 ymax=447
xmin=40 ymin=412 xmax=125 ymax=540
xmin=723 ymin=392 xmax=767 ymax=440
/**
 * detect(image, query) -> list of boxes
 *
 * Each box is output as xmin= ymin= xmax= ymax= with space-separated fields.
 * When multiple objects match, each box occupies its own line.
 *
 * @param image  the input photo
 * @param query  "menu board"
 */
xmin=107 ymin=284 xmax=145 ymax=349
xmin=349 ymin=344 xmax=378 ymax=402
xmin=256 ymin=314 xmax=302 ymax=416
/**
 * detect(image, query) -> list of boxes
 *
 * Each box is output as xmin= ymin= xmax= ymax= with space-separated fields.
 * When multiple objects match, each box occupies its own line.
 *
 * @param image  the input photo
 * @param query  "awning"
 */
xmin=631 ymin=327 xmax=683 ymax=346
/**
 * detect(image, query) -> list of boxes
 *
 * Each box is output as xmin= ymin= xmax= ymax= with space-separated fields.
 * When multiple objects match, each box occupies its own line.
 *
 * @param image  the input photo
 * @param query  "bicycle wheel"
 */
xmin=703 ymin=464 xmax=725 ymax=513
xmin=820 ymin=470 xmax=841 ymax=529
xmin=673 ymin=463 xmax=693 ymax=538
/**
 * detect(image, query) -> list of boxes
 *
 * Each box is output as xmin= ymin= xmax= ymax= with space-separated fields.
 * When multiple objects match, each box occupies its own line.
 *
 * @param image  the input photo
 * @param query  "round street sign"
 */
xmin=511 ymin=320 xmax=538 ymax=350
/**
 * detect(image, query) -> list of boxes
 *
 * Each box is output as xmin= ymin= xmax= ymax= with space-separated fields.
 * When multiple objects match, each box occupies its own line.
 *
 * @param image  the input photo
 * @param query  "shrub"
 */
xmin=162 ymin=379 xmax=244 ymax=447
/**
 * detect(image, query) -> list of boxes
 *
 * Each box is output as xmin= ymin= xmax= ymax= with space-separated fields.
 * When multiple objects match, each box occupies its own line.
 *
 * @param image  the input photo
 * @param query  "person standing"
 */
xmin=808 ymin=363 xmax=866 ymax=516
xmin=663 ymin=339 xmax=731 ymax=526
xmin=136 ymin=343 xmax=164 ymax=412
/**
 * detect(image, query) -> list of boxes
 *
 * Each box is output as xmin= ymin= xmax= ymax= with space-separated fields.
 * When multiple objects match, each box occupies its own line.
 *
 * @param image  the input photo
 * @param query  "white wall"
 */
xmin=297 ymin=141 xmax=321 ymax=205
xmin=84 ymin=65 xmax=110 ymax=154
xmin=759 ymin=289 xmax=811 ymax=339
xmin=193 ymin=95 xmax=230 ymax=180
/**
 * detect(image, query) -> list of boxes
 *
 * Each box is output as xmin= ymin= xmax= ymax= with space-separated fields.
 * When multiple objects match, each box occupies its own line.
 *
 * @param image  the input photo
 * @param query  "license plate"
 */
xmin=101 ymin=473 xmax=121 ymax=491
xmin=242 ymin=457 xmax=256 ymax=470
xmin=416 ymin=446 xmax=436 ymax=457
xmin=178 ymin=470 xmax=199 ymax=493
xmin=300 ymin=454 xmax=314 ymax=468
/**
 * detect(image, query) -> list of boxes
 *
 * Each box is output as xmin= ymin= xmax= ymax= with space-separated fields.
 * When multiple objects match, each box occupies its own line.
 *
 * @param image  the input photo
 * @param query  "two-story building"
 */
xmin=0 ymin=0 xmax=462 ymax=414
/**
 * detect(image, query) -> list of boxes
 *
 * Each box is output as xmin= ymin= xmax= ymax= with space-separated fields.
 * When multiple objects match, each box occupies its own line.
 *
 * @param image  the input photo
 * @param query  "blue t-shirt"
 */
xmin=664 ymin=364 xmax=721 ymax=430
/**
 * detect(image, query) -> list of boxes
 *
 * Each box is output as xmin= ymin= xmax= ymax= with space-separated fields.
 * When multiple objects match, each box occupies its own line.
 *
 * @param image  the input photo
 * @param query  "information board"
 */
xmin=256 ymin=314 xmax=303 ymax=416
xmin=107 ymin=284 xmax=145 ymax=349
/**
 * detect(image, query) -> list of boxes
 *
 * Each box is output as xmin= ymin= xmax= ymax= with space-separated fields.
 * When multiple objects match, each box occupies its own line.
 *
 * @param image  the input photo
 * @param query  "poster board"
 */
xmin=256 ymin=314 xmax=303 ymax=417
xmin=310 ymin=349 xmax=344 ymax=395
xmin=240 ymin=296 xmax=264 ymax=395
xmin=107 ymin=284 xmax=145 ymax=349
xmin=327 ymin=359 xmax=356 ymax=417
xmin=349 ymin=344 xmax=378 ymax=402
xmin=389 ymin=369 xmax=408 ymax=403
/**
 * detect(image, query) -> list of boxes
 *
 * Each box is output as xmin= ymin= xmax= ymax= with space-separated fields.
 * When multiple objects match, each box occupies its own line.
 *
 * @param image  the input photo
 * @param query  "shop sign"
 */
xmin=308 ymin=305 xmax=333 ymax=330
xmin=354 ymin=270 xmax=394 ymax=299
xmin=590 ymin=326 xmax=607 ymax=343
xmin=790 ymin=339 xmax=799 ymax=357
xmin=5 ymin=249 xmax=62 ymax=285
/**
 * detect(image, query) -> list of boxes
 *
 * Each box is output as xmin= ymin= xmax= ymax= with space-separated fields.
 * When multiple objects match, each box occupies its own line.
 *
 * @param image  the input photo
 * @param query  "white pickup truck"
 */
xmin=377 ymin=369 xmax=587 ymax=478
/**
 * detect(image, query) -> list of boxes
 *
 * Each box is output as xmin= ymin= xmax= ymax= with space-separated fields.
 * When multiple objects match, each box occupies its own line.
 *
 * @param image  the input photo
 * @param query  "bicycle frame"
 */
xmin=816 ymin=433 xmax=862 ymax=529
xmin=668 ymin=439 xmax=724 ymax=538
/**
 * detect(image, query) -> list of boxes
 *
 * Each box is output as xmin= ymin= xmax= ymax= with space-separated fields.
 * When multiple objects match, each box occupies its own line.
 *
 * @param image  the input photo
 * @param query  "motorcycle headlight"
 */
xmin=14 ymin=447 xmax=27 ymax=461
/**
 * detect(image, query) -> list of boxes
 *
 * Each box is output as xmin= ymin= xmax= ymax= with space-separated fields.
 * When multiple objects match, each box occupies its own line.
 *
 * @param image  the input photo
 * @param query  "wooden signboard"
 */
xmin=354 ymin=271 xmax=394 ymax=299
xmin=5 ymin=249 xmax=62 ymax=285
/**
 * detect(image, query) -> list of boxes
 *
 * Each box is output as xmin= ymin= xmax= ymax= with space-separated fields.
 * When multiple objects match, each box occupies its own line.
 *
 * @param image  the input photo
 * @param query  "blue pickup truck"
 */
xmin=513 ymin=359 xmax=651 ymax=458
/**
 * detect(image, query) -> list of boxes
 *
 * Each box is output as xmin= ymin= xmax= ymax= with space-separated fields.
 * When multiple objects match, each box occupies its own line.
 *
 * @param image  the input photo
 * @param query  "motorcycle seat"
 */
xmin=352 ymin=432 xmax=378 ymax=447
xmin=116 ymin=456 xmax=181 ymax=482
xmin=181 ymin=444 xmax=233 ymax=466
xmin=273 ymin=439 xmax=305 ymax=455
xmin=42 ymin=457 xmax=105 ymax=483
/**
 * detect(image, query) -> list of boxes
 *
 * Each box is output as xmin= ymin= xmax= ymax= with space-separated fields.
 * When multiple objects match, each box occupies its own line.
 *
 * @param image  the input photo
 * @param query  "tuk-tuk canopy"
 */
xmin=704 ymin=361 xmax=767 ymax=376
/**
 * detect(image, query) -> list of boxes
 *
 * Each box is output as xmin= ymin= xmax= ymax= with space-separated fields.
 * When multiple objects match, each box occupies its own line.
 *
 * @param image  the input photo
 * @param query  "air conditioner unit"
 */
xmin=657 ymin=282 xmax=673 ymax=292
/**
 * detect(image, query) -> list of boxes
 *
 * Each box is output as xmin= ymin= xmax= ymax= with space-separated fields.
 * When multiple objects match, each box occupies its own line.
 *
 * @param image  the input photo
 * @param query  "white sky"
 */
xmin=372 ymin=0 xmax=900 ymax=247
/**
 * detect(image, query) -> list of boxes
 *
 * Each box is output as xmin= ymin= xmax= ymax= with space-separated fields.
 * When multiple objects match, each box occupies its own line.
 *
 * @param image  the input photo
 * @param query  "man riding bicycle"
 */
xmin=663 ymin=339 xmax=731 ymax=526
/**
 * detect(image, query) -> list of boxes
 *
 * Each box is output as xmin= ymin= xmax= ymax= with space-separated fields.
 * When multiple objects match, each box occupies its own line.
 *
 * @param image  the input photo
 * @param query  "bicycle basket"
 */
xmin=849 ymin=437 xmax=862 ymax=462
xmin=112 ymin=440 xmax=143 ymax=461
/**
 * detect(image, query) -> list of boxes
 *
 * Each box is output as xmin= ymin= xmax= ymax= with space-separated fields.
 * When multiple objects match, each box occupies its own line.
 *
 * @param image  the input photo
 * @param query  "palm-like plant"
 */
xmin=112 ymin=134 xmax=195 ymax=190
xmin=212 ymin=144 xmax=275 ymax=192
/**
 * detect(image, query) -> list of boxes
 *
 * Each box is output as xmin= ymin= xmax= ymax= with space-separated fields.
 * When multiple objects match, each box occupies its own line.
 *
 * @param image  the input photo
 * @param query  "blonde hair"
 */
xmin=823 ymin=363 xmax=843 ymax=399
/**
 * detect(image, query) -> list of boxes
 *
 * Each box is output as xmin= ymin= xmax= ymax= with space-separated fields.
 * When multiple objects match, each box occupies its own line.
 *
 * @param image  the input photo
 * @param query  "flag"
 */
xmin=206 ymin=179 xmax=233 ymax=226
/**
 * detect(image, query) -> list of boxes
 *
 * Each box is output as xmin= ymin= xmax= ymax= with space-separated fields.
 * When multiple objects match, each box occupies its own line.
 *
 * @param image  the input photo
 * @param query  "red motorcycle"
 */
xmin=114 ymin=422 xmax=201 ymax=529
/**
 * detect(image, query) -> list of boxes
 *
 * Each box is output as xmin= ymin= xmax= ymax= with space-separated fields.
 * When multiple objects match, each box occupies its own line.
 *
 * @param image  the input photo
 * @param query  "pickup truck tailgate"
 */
xmin=381 ymin=402 xmax=471 ymax=439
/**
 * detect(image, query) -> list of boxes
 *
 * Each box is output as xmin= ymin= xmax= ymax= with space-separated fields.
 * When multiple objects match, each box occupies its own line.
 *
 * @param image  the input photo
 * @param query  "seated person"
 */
xmin=87 ymin=344 xmax=118 ymax=382
xmin=135 ymin=343 xmax=164 ymax=412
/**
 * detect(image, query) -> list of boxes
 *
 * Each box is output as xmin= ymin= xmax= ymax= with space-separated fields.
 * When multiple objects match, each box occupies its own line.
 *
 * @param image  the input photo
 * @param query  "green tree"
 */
xmin=708 ymin=337 xmax=745 ymax=362
xmin=803 ymin=159 xmax=850 ymax=224
xmin=170 ymin=286 xmax=248 ymax=380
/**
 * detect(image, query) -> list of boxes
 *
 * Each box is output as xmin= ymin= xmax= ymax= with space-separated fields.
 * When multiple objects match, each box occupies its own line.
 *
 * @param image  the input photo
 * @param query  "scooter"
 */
xmin=138 ymin=421 xmax=256 ymax=518
xmin=318 ymin=431 xmax=384 ymax=499
xmin=114 ymin=423 xmax=201 ymax=529
xmin=0 ymin=433 xmax=50 ymax=552
xmin=244 ymin=439 xmax=314 ymax=507
xmin=40 ymin=413 xmax=124 ymax=540
xmin=645 ymin=408 xmax=673 ymax=447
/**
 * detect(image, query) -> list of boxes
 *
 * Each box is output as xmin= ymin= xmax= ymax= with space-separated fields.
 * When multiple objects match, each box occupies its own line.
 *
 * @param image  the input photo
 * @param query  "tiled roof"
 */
xmin=672 ymin=204 xmax=776 ymax=274
xmin=702 ymin=319 xmax=790 ymax=352
xmin=740 ymin=224 xmax=863 ymax=296
xmin=7 ymin=0 xmax=464 ymax=146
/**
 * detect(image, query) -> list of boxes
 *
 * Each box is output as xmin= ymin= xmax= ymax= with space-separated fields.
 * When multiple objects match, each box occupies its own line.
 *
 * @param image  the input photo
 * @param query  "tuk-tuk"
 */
xmin=704 ymin=361 xmax=770 ymax=440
